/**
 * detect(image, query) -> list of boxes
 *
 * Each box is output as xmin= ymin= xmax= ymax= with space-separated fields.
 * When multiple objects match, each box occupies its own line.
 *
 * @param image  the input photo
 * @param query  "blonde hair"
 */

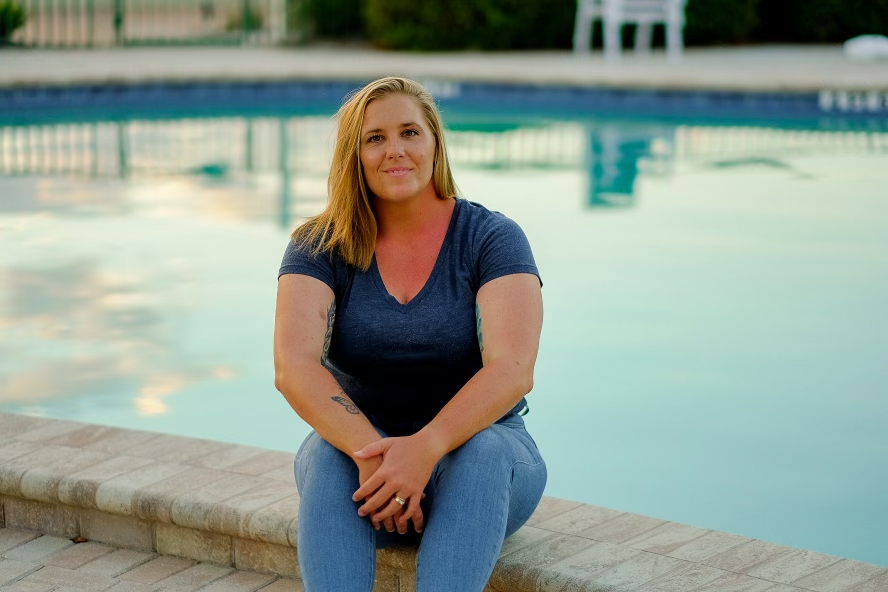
xmin=291 ymin=77 xmax=459 ymax=271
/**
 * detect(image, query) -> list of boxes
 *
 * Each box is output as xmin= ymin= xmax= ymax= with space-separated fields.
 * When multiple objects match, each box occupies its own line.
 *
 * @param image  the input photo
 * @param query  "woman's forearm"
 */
xmin=275 ymin=357 xmax=381 ymax=459
xmin=415 ymin=358 xmax=534 ymax=458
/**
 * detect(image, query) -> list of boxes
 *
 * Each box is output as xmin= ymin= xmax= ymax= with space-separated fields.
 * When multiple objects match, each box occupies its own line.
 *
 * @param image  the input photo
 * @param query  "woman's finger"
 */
xmin=357 ymin=483 xmax=398 ymax=517
xmin=372 ymin=497 xmax=405 ymax=524
xmin=353 ymin=438 xmax=391 ymax=460
xmin=353 ymin=472 xmax=386 ymax=503
xmin=397 ymin=495 xmax=423 ymax=533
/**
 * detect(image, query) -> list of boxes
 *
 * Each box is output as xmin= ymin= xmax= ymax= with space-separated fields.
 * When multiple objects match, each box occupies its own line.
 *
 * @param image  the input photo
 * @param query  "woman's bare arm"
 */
xmin=352 ymin=272 xmax=543 ymax=528
xmin=274 ymin=274 xmax=382 ymax=454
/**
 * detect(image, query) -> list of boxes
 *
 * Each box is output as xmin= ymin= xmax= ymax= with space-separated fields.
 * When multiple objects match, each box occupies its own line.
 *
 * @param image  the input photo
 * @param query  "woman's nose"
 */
xmin=385 ymin=138 xmax=405 ymax=158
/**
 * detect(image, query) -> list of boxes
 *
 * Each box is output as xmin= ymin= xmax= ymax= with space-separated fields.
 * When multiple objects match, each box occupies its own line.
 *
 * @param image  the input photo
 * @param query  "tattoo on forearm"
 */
xmin=321 ymin=302 xmax=336 ymax=364
xmin=475 ymin=302 xmax=484 ymax=354
xmin=331 ymin=395 xmax=360 ymax=415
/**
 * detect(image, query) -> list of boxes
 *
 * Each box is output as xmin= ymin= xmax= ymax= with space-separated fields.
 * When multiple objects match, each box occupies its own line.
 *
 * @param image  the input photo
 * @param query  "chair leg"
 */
xmin=573 ymin=6 xmax=591 ymax=53
xmin=604 ymin=20 xmax=621 ymax=61
xmin=666 ymin=21 xmax=683 ymax=61
xmin=634 ymin=22 xmax=653 ymax=55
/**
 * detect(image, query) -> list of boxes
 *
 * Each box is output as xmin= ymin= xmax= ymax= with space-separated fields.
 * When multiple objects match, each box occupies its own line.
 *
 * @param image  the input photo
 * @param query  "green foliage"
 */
xmin=684 ymin=0 xmax=760 ymax=45
xmin=226 ymin=6 xmax=264 ymax=33
xmin=364 ymin=0 xmax=574 ymax=51
xmin=301 ymin=0 xmax=364 ymax=39
xmin=792 ymin=0 xmax=888 ymax=42
xmin=0 ymin=1 xmax=26 ymax=43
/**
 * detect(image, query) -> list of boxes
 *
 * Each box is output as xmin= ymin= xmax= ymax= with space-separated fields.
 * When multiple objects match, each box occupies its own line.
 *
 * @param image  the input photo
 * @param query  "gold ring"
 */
xmin=394 ymin=495 xmax=407 ymax=506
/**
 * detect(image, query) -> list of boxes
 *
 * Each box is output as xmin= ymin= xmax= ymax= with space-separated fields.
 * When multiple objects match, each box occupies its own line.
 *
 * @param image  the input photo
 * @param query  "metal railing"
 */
xmin=11 ymin=0 xmax=287 ymax=47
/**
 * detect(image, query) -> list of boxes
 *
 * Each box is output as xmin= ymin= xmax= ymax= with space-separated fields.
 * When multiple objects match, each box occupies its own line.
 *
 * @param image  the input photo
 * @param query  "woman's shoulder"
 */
xmin=455 ymin=198 xmax=529 ymax=244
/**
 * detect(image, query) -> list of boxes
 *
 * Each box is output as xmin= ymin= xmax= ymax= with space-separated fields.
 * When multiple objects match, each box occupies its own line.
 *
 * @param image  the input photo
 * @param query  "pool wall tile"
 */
xmin=168 ymin=473 xmax=268 ymax=532
xmin=0 ymin=446 xmax=108 ymax=498
xmin=633 ymin=563 xmax=728 ymax=592
xmin=498 ymin=526 xmax=554 ymax=559
xmin=188 ymin=444 xmax=267 ymax=471
xmin=0 ymin=442 xmax=42 ymax=465
xmin=689 ymin=571 xmax=780 ymax=592
xmin=81 ymin=430 xmax=163 ymax=456
xmin=533 ymin=541 xmax=641 ymax=591
xmin=667 ymin=530 xmax=753 ymax=562
xmin=622 ymin=521 xmax=710 ymax=555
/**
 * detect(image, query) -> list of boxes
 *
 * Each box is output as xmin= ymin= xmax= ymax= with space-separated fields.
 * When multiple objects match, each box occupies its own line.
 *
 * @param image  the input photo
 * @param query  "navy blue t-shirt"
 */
xmin=278 ymin=198 xmax=540 ymax=436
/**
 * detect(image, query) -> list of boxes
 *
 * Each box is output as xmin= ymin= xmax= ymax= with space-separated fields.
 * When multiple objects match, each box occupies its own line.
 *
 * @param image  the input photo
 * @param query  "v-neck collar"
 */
xmin=370 ymin=199 xmax=462 ymax=312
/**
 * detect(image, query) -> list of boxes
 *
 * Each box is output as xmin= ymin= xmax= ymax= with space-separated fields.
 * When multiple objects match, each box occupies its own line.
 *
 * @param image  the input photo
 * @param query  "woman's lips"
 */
xmin=384 ymin=167 xmax=410 ymax=176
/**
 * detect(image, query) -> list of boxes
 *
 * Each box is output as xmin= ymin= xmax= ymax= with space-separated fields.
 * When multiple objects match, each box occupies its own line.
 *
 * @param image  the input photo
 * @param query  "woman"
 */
xmin=274 ymin=77 xmax=546 ymax=592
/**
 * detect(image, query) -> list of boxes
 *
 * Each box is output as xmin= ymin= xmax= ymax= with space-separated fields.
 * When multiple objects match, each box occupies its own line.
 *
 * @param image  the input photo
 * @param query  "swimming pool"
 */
xmin=1 ymin=81 xmax=886 ymax=567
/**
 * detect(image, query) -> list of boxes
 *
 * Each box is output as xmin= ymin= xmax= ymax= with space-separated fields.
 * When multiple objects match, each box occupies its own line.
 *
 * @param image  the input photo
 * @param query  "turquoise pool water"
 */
xmin=1 ymin=101 xmax=886 ymax=566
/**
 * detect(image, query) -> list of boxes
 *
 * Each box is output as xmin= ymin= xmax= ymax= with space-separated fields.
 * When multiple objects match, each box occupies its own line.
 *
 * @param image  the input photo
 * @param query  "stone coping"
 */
xmin=1 ymin=412 xmax=886 ymax=592
xmin=1 ymin=46 xmax=888 ymax=92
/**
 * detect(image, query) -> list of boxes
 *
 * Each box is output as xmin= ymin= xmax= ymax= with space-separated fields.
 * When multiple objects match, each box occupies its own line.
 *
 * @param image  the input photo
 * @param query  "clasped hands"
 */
xmin=352 ymin=433 xmax=443 ymax=535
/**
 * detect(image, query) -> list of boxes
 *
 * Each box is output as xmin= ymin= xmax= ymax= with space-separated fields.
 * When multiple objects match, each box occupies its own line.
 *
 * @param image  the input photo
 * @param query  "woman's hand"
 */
xmin=354 ymin=456 xmax=397 ymax=533
xmin=352 ymin=434 xmax=445 ymax=533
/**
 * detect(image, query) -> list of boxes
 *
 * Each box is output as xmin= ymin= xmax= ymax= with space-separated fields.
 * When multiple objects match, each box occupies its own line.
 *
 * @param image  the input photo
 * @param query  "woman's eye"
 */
xmin=403 ymin=129 xmax=419 ymax=137
xmin=367 ymin=135 xmax=383 ymax=143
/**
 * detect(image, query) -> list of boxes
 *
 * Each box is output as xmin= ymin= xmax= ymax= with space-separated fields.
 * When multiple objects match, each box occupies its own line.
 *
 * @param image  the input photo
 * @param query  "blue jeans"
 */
xmin=293 ymin=413 xmax=547 ymax=592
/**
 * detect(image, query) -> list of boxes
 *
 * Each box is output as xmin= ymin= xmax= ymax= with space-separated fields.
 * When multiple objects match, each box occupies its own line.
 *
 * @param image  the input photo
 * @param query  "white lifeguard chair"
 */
xmin=573 ymin=0 xmax=688 ymax=61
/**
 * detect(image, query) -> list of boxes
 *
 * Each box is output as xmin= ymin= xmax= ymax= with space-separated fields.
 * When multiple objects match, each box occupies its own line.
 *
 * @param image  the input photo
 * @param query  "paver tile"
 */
xmin=706 ymin=540 xmax=799 ymax=574
xmin=623 ymin=521 xmax=711 ymax=556
xmin=0 ymin=529 xmax=41 ymax=554
xmin=577 ymin=512 xmax=667 ymax=544
xmin=81 ymin=429 xmax=162 ymax=456
xmin=687 ymin=571 xmax=778 ymax=592
xmin=106 ymin=582 xmax=156 ymax=592
xmin=188 ymin=444 xmax=266 ymax=471
xmin=534 ymin=503 xmax=624 ymax=536
xmin=78 ymin=549 xmax=156 ymax=578
xmin=669 ymin=530 xmax=752 ymax=563
xmin=226 ymin=451 xmax=294 ymax=478
xmin=0 ymin=558 xmax=42 ymax=586
xmin=848 ymin=571 xmax=888 ymax=592
xmin=169 ymin=473 xmax=267 ymax=531
xmin=0 ymin=441 xmax=41 ymax=463
xmin=151 ymin=562 xmax=234 ymax=591
xmin=42 ymin=542 xmax=115 ymax=570
xmin=205 ymin=480 xmax=296 ymax=538
xmin=244 ymin=493 xmax=300 ymax=546
xmin=258 ymin=464 xmax=296 ymax=484
xmin=4 ymin=536 xmax=73 ymax=563
xmin=0 ymin=413 xmax=46 ymax=438
xmin=525 ymin=496 xmax=584 ymax=527
xmin=116 ymin=555 xmax=195 ymax=584
xmin=1 ymin=446 xmax=108 ymax=499
xmin=257 ymin=578 xmax=304 ymax=592
xmin=747 ymin=550 xmax=843 ymax=585
xmin=0 ymin=580 xmax=55 ymax=592
xmin=44 ymin=425 xmax=139 ymax=449
xmin=131 ymin=467 xmax=231 ymax=523
xmin=94 ymin=462 xmax=192 ymax=515
xmin=556 ymin=549 xmax=687 ymax=591
xmin=635 ymin=563 xmax=728 ymax=592
xmin=534 ymin=540 xmax=641 ymax=591
xmin=123 ymin=436 xmax=230 ymax=465
xmin=792 ymin=559 xmax=888 ymax=592
xmin=499 ymin=525 xmax=553 ymax=559
xmin=199 ymin=570 xmax=277 ymax=592
xmin=58 ymin=456 xmax=156 ymax=509
xmin=489 ymin=533 xmax=597 ymax=592
xmin=13 ymin=420 xmax=87 ymax=443
xmin=23 ymin=565 xmax=118 ymax=590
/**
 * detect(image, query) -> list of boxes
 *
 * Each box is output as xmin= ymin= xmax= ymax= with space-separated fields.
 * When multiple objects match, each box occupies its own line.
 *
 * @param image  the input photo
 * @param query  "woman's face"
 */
xmin=359 ymin=93 xmax=437 ymax=204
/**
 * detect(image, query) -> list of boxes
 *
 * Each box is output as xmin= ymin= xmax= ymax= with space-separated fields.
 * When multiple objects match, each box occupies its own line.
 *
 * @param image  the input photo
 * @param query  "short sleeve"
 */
xmin=278 ymin=239 xmax=336 ymax=292
xmin=477 ymin=214 xmax=541 ymax=288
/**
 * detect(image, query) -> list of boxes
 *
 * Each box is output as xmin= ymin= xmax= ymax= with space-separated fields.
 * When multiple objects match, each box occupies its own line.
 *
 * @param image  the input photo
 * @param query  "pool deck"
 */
xmin=1 ymin=45 xmax=888 ymax=92
xmin=2 ymin=413 xmax=887 ymax=592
